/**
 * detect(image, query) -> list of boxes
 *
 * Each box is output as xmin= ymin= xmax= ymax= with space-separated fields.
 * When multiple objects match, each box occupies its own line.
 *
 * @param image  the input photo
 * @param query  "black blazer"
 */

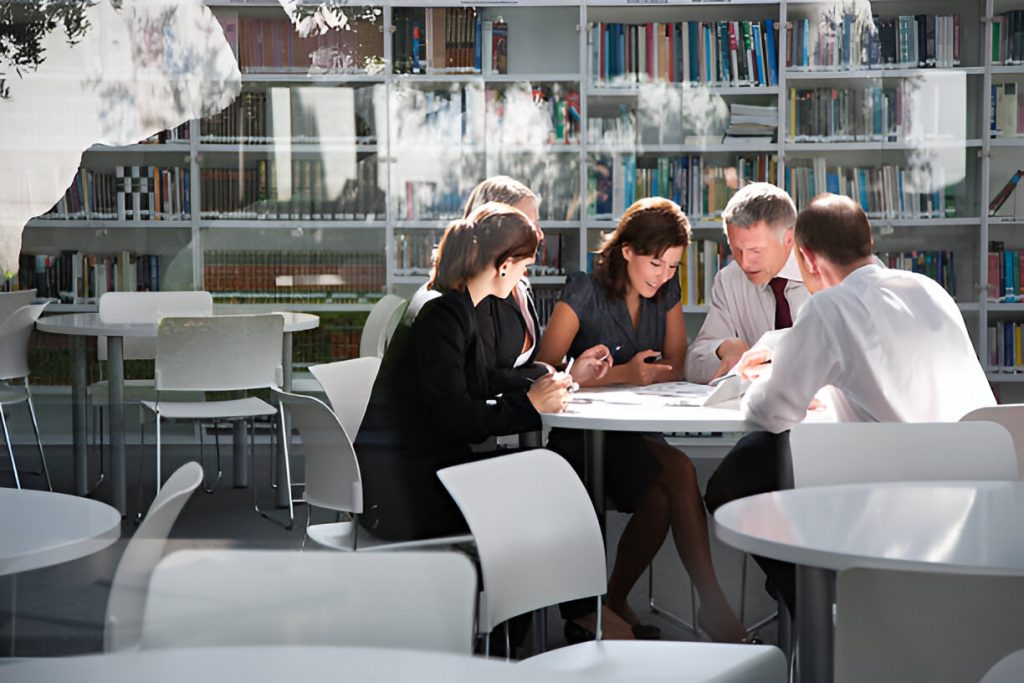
xmin=354 ymin=288 xmax=541 ymax=541
xmin=478 ymin=282 xmax=548 ymax=393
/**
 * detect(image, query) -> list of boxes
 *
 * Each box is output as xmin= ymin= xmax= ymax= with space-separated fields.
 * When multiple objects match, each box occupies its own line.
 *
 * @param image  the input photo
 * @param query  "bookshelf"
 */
xmin=11 ymin=0 xmax=1024 ymax=385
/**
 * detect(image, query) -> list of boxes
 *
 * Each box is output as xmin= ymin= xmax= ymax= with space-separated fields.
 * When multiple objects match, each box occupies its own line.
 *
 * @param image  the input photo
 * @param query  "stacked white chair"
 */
xmin=961 ymin=404 xmax=1024 ymax=478
xmin=0 ymin=303 xmax=51 ymax=489
xmin=438 ymin=449 xmax=786 ymax=681
xmin=358 ymin=294 xmax=408 ymax=358
xmin=0 ymin=289 xmax=37 ymax=323
xmin=140 ymin=549 xmax=477 ymax=654
xmin=789 ymin=421 xmax=1020 ymax=683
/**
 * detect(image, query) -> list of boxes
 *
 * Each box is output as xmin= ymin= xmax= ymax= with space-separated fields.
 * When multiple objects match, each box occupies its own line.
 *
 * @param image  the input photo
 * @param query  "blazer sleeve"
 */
xmin=413 ymin=298 xmax=541 ymax=444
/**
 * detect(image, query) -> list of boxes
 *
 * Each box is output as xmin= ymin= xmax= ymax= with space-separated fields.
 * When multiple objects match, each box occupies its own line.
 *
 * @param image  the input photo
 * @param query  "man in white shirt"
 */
xmin=704 ymin=193 xmax=996 ymax=613
xmin=685 ymin=183 xmax=809 ymax=384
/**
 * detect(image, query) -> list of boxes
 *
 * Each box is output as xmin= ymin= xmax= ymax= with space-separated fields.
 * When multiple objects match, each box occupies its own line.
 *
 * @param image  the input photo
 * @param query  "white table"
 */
xmin=0 ymin=488 xmax=120 ymax=575
xmin=713 ymin=480 xmax=1024 ymax=682
xmin=0 ymin=645 xmax=572 ymax=683
xmin=36 ymin=312 xmax=319 ymax=515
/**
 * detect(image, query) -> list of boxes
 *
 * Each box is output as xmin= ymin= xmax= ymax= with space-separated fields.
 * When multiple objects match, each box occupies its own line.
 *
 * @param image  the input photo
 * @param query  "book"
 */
xmin=491 ymin=20 xmax=508 ymax=75
xmin=989 ymin=169 xmax=1024 ymax=215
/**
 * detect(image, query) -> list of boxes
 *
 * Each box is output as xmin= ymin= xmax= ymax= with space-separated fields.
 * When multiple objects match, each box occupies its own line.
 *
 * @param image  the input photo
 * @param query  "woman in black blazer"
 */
xmin=354 ymin=203 xmax=576 ymax=542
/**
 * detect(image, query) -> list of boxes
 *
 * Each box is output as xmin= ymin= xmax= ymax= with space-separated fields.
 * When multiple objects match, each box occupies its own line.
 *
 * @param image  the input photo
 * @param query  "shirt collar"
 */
xmin=757 ymin=248 xmax=804 ymax=291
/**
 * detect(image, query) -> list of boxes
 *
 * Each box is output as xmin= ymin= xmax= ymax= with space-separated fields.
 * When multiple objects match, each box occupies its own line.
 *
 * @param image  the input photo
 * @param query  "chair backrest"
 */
xmin=789 ymin=422 xmax=1019 ymax=489
xmin=961 ymin=405 xmax=1024 ymax=481
xmin=835 ymin=568 xmax=1024 ymax=683
xmin=98 ymin=291 xmax=214 ymax=362
xmin=154 ymin=314 xmax=283 ymax=392
xmin=0 ymin=289 xmax=36 ymax=325
xmin=104 ymin=462 xmax=203 ymax=652
xmin=275 ymin=389 xmax=362 ymax=514
xmin=308 ymin=356 xmax=381 ymax=440
xmin=0 ymin=303 xmax=49 ymax=381
xmin=140 ymin=549 xmax=477 ymax=654
xmin=359 ymin=294 xmax=408 ymax=358
xmin=980 ymin=649 xmax=1024 ymax=683
xmin=437 ymin=449 xmax=607 ymax=633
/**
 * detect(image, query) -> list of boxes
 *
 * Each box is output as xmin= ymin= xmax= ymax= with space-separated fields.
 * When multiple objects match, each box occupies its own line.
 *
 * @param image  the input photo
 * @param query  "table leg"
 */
xmin=583 ymin=429 xmax=606 ymax=534
xmin=233 ymin=421 xmax=249 ymax=488
xmin=107 ymin=337 xmax=126 ymax=516
xmin=70 ymin=337 xmax=88 ymax=496
xmin=274 ymin=332 xmax=294 ymax=507
xmin=795 ymin=565 xmax=835 ymax=683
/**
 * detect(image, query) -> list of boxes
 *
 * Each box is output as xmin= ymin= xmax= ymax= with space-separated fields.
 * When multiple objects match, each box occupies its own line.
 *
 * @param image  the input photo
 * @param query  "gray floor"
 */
xmin=2 ymin=439 xmax=779 ymax=658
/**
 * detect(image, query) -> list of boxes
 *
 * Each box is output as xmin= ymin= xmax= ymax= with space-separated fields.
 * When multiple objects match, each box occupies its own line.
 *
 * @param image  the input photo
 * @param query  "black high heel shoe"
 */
xmin=563 ymin=619 xmax=662 ymax=642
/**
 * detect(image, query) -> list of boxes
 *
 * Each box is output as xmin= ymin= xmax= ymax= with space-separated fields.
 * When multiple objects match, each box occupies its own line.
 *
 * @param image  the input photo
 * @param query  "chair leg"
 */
xmin=86 ymin=404 xmax=106 ymax=495
xmin=0 ymin=406 xmax=20 ymax=490
xmin=647 ymin=562 xmax=698 ymax=636
xmin=23 ymin=381 xmax=52 ymax=491
xmin=201 ymin=421 xmax=223 ymax=494
xmin=254 ymin=412 xmax=293 ymax=529
xmin=155 ymin=412 xmax=162 ymax=495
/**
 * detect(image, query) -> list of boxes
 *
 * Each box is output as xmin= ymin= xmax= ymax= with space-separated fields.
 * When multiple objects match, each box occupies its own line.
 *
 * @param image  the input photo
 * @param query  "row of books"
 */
xmin=785 ymin=161 xmax=956 ymax=220
xmin=991 ymin=83 xmax=1024 ymax=139
xmin=42 ymin=167 xmax=191 ymax=221
xmin=393 ymin=232 xmax=566 ymax=275
xmin=989 ymin=321 xmax=1024 ymax=373
xmin=225 ymin=14 xmax=384 ymax=75
xmin=788 ymin=14 xmax=960 ymax=71
xmin=199 ymin=159 xmax=384 ymax=221
xmin=592 ymin=20 xmax=779 ymax=88
xmin=393 ymin=8 xmax=507 ymax=76
xmin=199 ymin=88 xmax=380 ymax=145
xmin=788 ymin=85 xmax=909 ymax=143
xmin=16 ymin=252 xmax=161 ymax=302
xmin=203 ymin=251 xmax=385 ymax=304
xmin=139 ymin=122 xmax=190 ymax=143
xmin=989 ymin=243 xmax=1024 ymax=301
xmin=876 ymin=250 xmax=957 ymax=298
xmin=990 ymin=12 xmax=1024 ymax=65
xmin=678 ymin=239 xmax=731 ymax=307
xmin=588 ymin=154 xmax=778 ymax=220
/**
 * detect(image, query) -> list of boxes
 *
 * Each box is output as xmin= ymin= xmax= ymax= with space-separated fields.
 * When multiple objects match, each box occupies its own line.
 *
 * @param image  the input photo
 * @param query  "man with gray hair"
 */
xmin=684 ymin=182 xmax=808 ymax=384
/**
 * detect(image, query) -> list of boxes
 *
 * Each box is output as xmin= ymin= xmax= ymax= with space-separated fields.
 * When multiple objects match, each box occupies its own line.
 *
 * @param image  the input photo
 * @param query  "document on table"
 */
xmin=571 ymin=375 xmax=748 ymax=408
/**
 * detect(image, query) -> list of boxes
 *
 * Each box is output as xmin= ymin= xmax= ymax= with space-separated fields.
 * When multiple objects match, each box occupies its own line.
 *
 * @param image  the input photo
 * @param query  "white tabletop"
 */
xmin=713 ymin=480 xmax=1024 ymax=576
xmin=0 ymin=646 xmax=571 ymax=683
xmin=36 ymin=312 xmax=319 ymax=337
xmin=0 ymin=489 xmax=120 ymax=576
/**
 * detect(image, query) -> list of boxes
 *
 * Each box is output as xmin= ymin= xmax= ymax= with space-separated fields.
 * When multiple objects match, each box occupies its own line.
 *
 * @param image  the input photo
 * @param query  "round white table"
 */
xmin=36 ymin=312 xmax=319 ymax=514
xmin=0 ymin=488 xmax=120 ymax=575
xmin=713 ymin=480 xmax=1024 ymax=682
xmin=0 ymin=645 xmax=572 ymax=682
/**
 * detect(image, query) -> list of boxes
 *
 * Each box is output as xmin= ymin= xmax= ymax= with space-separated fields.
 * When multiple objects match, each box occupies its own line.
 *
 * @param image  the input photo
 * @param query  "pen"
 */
xmin=598 ymin=345 xmax=621 ymax=363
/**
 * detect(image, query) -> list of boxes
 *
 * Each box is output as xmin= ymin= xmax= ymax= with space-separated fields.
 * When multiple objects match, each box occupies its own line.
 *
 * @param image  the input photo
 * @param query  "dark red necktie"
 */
xmin=770 ymin=277 xmax=793 ymax=329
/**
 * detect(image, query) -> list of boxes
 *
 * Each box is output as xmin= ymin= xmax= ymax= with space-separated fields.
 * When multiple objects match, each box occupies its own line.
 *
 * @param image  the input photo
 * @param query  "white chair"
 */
xmin=438 ymin=449 xmax=787 ymax=680
xmin=308 ymin=356 xmax=380 ymax=440
xmin=88 ymin=292 xmax=213 ymax=491
xmin=835 ymin=569 xmax=1024 ymax=683
xmin=961 ymin=404 xmax=1024 ymax=479
xmin=789 ymin=421 xmax=1020 ymax=683
xmin=275 ymin=387 xmax=473 ymax=551
xmin=139 ymin=315 xmax=283 ymax=518
xmin=359 ymin=294 xmax=408 ymax=358
xmin=980 ymin=649 xmax=1024 ymax=683
xmin=789 ymin=421 xmax=1019 ymax=488
xmin=0 ymin=303 xmax=51 ymax=490
xmin=104 ymin=461 xmax=203 ymax=652
xmin=140 ymin=549 xmax=477 ymax=654
xmin=0 ymin=289 xmax=36 ymax=324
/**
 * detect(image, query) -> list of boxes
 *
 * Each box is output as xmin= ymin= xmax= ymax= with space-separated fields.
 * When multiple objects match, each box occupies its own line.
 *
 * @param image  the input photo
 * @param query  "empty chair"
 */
xmin=0 ymin=289 xmax=36 ymax=324
xmin=980 ymin=649 xmax=1024 ymax=683
xmin=104 ymin=461 xmax=203 ymax=652
xmin=359 ymin=294 xmax=408 ymax=358
xmin=141 ymin=549 xmax=477 ymax=654
xmin=961 ymin=405 xmax=1024 ymax=478
xmin=140 ymin=315 xmax=283 ymax=519
xmin=438 ymin=449 xmax=786 ymax=680
xmin=275 ymin=387 xmax=472 ymax=551
xmin=307 ymin=356 xmax=380 ymax=440
xmin=0 ymin=303 xmax=51 ymax=490
xmin=789 ymin=421 xmax=1019 ymax=488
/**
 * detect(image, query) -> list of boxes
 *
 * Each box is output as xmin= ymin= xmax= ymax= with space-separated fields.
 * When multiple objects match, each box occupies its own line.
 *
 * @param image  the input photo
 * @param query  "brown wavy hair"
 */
xmin=593 ymin=197 xmax=691 ymax=300
xmin=429 ymin=202 xmax=541 ymax=292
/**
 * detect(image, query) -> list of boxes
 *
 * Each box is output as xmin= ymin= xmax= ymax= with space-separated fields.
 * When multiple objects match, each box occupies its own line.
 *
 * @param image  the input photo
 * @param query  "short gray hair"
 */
xmin=721 ymin=182 xmax=797 ymax=240
xmin=463 ymin=176 xmax=539 ymax=217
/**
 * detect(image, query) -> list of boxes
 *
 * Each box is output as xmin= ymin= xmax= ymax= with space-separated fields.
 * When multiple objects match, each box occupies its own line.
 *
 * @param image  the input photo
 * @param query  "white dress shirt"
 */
xmin=685 ymin=249 xmax=810 ymax=384
xmin=742 ymin=263 xmax=995 ymax=434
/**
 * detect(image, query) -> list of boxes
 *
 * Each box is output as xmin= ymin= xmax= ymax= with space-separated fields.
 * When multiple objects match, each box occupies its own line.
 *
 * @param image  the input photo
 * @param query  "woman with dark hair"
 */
xmin=538 ymin=197 xmax=747 ymax=643
xmin=354 ymin=202 xmax=576 ymax=542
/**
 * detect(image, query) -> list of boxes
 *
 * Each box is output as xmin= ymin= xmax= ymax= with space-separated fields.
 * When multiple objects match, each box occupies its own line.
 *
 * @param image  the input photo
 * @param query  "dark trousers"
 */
xmin=704 ymin=430 xmax=796 ymax=616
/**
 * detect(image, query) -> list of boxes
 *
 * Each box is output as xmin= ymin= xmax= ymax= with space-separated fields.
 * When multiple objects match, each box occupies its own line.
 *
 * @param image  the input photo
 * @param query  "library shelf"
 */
xmin=589 ymin=142 xmax=778 ymax=154
xmin=240 ymin=74 xmax=387 ymax=84
xmin=213 ymin=303 xmax=377 ymax=313
xmin=784 ymin=66 xmax=986 ymax=80
xmin=198 ymin=143 xmax=380 ymax=154
xmin=27 ymin=219 xmax=192 ymax=230
xmin=198 ymin=220 xmax=387 ymax=229
xmin=589 ymin=85 xmax=780 ymax=98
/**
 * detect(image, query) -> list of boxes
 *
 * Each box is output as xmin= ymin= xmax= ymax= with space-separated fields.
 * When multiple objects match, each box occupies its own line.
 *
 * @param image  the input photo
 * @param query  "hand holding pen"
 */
xmin=565 ymin=344 xmax=616 ymax=387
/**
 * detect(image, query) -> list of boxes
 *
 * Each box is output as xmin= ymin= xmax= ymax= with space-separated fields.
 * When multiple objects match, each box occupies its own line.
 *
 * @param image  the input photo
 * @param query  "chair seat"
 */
xmin=88 ymin=379 xmax=206 ymax=404
xmin=141 ymin=397 xmax=276 ymax=420
xmin=520 ymin=640 xmax=787 ymax=682
xmin=307 ymin=520 xmax=473 ymax=552
xmin=0 ymin=385 xmax=28 ymax=406
xmin=289 ymin=377 xmax=325 ymax=395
